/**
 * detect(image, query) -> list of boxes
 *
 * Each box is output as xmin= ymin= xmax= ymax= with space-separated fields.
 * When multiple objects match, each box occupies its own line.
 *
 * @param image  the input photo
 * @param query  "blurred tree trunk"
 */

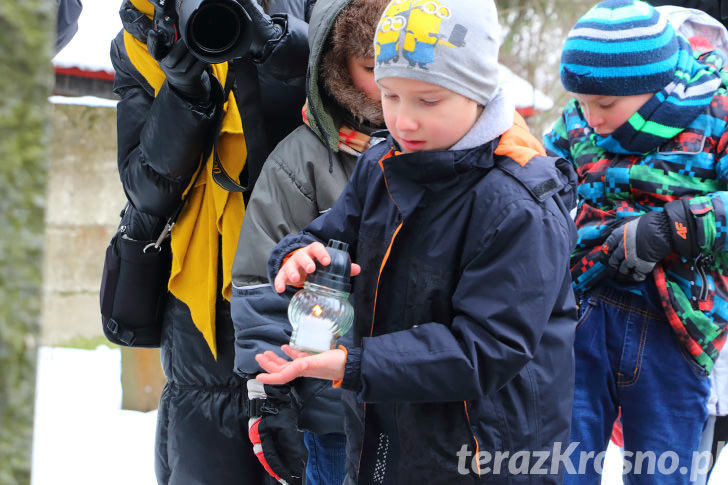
xmin=496 ymin=0 xmax=591 ymax=135
xmin=121 ymin=348 xmax=166 ymax=412
xmin=0 ymin=1 xmax=55 ymax=484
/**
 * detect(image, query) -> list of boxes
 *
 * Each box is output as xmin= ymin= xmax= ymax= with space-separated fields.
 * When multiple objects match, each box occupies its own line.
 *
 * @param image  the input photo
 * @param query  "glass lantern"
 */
xmin=288 ymin=240 xmax=354 ymax=353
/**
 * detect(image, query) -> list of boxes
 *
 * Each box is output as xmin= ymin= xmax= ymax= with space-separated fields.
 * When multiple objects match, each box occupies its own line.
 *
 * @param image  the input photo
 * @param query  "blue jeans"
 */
xmin=303 ymin=431 xmax=347 ymax=485
xmin=565 ymin=285 xmax=710 ymax=485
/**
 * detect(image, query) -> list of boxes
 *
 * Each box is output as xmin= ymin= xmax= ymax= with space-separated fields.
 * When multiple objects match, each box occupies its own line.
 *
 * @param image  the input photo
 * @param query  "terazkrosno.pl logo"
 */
xmin=456 ymin=442 xmax=721 ymax=481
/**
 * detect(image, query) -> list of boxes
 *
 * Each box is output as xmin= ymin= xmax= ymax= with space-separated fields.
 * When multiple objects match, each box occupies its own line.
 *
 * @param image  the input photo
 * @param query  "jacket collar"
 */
xmin=382 ymin=142 xmax=495 ymax=185
xmin=377 ymin=141 xmax=496 ymax=219
xmin=451 ymin=86 xmax=514 ymax=151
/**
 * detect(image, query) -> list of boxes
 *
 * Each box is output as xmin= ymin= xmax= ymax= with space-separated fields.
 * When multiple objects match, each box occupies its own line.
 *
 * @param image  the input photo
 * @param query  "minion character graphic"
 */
xmin=375 ymin=0 xmax=411 ymax=64
xmin=402 ymin=0 xmax=466 ymax=69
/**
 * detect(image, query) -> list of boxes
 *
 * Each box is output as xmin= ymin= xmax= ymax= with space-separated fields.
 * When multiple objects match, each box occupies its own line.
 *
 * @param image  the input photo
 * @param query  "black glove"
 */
xmin=158 ymin=40 xmax=211 ymax=102
xmin=601 ymin=209 xmax=679 ymax=282
xmin=247 ymin=380 xmax=306 ymax=484
xmin=238 ymin=0 xmax=285 ymax=62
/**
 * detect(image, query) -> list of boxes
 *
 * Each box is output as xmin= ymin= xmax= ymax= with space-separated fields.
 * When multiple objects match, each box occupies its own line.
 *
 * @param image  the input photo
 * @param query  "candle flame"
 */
xmin=312 ymin=305 xmax=323 ymax=317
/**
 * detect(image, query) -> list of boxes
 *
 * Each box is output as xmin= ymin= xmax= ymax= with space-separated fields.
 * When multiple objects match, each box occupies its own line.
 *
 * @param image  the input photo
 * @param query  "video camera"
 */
xmin=149 ymin=0 xmax=254 ymax=63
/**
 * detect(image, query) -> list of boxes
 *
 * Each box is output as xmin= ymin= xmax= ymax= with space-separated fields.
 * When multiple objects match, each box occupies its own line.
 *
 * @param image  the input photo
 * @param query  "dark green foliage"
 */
xmin=0 ymin=1 xmax=55 ymax=483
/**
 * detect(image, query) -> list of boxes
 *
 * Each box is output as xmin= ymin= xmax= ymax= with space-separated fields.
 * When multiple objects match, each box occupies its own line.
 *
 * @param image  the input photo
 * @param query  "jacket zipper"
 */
xmin=358 ymin=150 xmax=401 ymax=477
xmin=464 ymin=401 xmax=481 ymax=478
xmin=692 ymin=253 xmax=714 ymax=306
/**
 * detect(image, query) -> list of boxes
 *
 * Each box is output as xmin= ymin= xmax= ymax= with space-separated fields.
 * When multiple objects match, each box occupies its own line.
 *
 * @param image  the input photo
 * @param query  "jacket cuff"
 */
xmin=337 ymin=346 xmax=362 ymax=392
xmin=246 ymin=379 xmax=292 ymax=417
xmin=268 ymin=237 xmax=311 ymax=286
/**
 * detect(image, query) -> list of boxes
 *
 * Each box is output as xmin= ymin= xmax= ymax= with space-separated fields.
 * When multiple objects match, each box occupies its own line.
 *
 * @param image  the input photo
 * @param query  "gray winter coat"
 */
xmin=231 ymin=0 xmax=375 ymax=434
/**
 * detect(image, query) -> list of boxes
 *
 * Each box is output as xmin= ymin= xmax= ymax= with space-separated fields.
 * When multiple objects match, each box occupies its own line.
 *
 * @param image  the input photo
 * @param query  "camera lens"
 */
xmin=188 ymin=2 xmax=240 ymax=54
xmin=177 ymin=0 xmax=253 ymax=63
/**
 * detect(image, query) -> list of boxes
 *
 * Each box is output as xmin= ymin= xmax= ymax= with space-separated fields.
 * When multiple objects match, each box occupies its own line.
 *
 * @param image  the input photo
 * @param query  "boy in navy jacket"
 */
xmin=256 ymin=0 xmax=579 ymax=483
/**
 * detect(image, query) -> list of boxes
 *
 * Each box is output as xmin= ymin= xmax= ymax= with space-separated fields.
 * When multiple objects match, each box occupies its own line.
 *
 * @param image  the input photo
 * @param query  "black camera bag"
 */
xmin=99 ymin=204 xmax=173 ymax=347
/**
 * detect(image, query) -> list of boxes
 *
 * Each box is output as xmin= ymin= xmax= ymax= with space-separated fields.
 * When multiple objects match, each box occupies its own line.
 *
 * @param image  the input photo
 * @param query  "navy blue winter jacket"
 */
xmin=269 ymin=121 xmax=579 ymax=484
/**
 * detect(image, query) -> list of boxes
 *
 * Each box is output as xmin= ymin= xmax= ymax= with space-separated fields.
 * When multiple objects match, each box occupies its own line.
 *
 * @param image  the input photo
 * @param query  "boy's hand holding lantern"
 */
xmin=287 ymin=240 xmax=355 ymax=354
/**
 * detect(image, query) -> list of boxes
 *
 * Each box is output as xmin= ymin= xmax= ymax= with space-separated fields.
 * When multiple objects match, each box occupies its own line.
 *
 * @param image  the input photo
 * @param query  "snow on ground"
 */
xmin=49 ymin=95 xmax=118 ymax=108
xmin=31 ymin=346 xmax=728 ymax=484
xmin=32 ymin=346 xmax=157 ymax=485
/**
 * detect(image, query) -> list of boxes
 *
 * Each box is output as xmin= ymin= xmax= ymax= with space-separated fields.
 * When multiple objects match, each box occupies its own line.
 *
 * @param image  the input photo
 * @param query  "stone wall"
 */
xmin=54 ymin=74 xmax=115 ymax=100
xmin=42 ymin=102 xmax=124 ymax=345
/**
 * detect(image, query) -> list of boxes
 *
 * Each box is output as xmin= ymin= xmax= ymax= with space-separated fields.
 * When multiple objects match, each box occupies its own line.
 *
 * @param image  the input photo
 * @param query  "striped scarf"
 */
xmin=593 ymin=36 xmax=721 ymax=155
xmin=301 ymin=101 xmax=373 ymax=156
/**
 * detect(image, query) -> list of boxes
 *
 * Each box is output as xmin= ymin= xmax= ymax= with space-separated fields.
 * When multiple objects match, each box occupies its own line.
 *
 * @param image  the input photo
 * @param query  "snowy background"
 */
xmin=32 ymin=347 xmax=157 ymax=484
xmin=31 ymin=345 xmax=728 ymax=485
xmin=52 ymin=0 xmax=119 ymax=75
xmin=48 ymin=0 xmax=551 ymax=110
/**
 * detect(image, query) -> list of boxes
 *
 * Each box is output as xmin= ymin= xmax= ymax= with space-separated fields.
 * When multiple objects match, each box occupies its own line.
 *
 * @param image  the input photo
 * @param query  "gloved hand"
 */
xmin=601 ymin=211 xmax=673 ymax=282
xmin=247 ymin=380 xmax=306 ymax=484
xmin=158 ymin=40 xmax=210 ymax=102
xmin=238 ymin=0 xmax=285 ymax=62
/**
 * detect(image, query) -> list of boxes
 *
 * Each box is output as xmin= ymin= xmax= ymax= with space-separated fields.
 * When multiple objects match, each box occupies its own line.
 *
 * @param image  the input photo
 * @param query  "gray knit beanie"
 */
xmin=373 ymin=0 xmax=500 ymax=105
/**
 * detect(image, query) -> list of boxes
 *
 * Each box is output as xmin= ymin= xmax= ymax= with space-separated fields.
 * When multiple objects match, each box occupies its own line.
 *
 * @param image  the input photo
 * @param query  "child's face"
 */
xmin=572 ymin=92 xmax=654 ymax=136
xmin=347 ymin=56 xmax=380 ymax=103
xmin=379 ymin=77 xmax=482 ymax=153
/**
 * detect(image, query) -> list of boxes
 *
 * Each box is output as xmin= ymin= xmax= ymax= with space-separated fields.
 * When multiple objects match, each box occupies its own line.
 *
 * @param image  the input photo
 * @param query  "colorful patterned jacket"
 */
xmin=544 ymin=91 xmax=728 ymax=372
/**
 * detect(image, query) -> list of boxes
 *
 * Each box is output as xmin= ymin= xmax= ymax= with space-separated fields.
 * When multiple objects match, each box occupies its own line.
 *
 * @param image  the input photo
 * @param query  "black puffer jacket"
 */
xmin=113 ymin=0 xmax=310 ymax=218
xmin=109 ymin=1 xmax=312 ymax=483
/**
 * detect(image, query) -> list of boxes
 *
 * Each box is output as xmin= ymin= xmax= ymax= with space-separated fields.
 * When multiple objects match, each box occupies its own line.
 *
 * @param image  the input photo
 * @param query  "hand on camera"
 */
xmin=159 ymin=40 xmax=211 ymax=102
xmin=237 ymin=0 xmax=285 ymax=62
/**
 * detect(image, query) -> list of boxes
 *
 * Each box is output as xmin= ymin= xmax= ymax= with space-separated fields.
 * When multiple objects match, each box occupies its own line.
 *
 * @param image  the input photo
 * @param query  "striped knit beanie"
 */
xmin=560 ymin=0 xmax=679 ymax=96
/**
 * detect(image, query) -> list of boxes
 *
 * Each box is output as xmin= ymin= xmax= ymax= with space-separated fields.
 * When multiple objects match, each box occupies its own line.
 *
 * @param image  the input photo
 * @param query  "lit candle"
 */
xmin=287 ymin=239 xmax=355 ymax=353
xmin=290 ymin=314 xmax=336 ymax=353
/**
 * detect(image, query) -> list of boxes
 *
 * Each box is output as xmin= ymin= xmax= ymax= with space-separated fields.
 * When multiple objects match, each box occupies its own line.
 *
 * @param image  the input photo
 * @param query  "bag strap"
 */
xmin=142 ymin=158 xmax=206 ymax=252
xmin=210 ymin=65 xmax=249 ymax=192
xmin=209 ymin=57 xmax=269 ymax=193
xmin=136 ymin=60 xmax=252 ymax=246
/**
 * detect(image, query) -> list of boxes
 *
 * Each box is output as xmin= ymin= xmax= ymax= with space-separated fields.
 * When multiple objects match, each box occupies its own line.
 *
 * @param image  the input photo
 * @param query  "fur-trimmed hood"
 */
xmin=306 ymin=0 xmax=386 ymax=152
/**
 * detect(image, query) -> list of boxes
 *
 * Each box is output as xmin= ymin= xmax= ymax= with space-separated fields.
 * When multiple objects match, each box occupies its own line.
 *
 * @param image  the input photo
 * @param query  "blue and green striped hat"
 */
xmin=560 ymin=0 xmax=679 ymax=95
